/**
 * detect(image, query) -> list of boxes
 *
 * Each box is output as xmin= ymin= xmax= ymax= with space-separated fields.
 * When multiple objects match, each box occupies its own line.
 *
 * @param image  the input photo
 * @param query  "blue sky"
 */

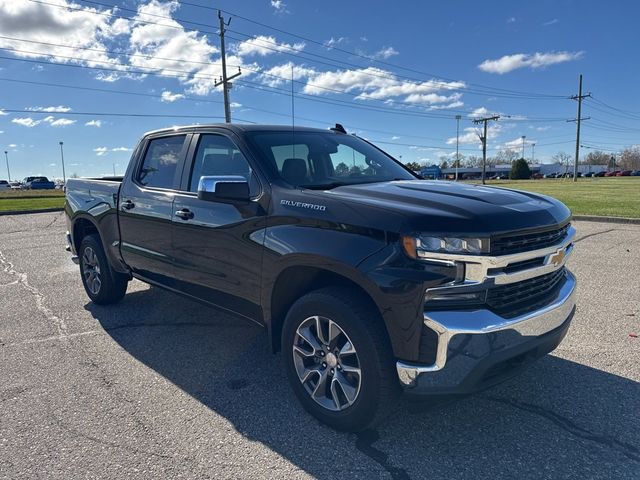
xmin=1 ymin=0 xmax=639 ymax=180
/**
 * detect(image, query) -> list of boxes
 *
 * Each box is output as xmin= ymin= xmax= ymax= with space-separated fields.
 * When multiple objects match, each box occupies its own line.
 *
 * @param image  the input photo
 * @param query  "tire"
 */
xmin=78 ymin=234 xmax=128 ymax=305
xmin=282 ymin=287 xmax=398 ymax=431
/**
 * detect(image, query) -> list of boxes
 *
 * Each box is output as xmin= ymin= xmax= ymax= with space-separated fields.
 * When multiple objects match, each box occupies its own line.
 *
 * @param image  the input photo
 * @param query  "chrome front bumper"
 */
xmin=397 ymin=270 xmax=576 ymax=388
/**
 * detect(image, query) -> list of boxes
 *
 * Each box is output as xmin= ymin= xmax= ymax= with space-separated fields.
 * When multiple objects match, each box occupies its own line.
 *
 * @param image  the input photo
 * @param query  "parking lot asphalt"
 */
xmin=1 ymin=212 xmax=639 ymax=479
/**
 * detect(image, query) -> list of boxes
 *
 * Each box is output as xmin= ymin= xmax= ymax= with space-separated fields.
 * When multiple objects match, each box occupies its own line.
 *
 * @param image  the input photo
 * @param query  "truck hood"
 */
xmin=323 ymin=180 xmax=571 ymax=235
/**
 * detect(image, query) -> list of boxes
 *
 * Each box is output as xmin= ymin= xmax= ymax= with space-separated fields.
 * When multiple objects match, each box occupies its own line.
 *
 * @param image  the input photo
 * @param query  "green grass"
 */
xmin=0 ymin=190 xmax=65 ymax=212
xmin=468 ymin=177 xmax=640 ymax=218
xmin=0 ymin=178 xmax=638 ymax=217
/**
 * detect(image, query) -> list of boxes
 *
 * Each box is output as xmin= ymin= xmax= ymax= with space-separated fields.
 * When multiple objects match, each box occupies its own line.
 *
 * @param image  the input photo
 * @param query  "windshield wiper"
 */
xmin=298 ymin=181 xmax=350 ymax=190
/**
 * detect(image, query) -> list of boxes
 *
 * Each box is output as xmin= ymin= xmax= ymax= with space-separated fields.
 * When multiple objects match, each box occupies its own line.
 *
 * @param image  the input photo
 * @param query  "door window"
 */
xmin=138 ymin=135 xmax=186 ymax=189
xmin=189 ymin=134 xmax=255 ymax=193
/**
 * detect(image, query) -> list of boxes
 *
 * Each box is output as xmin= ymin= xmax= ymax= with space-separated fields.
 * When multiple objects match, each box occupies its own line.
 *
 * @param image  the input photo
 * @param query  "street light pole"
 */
xmin=521 ymin=136 xmax=526 ymax=159
xmin=59 ymin=141 xmax=66 ymax=184
xmin=455 ymin=114 xmax=461 ymax=181
xmin=531 ymin=143 xmax=535 ymax=163
xmin=4 ymin=150 xmax=10 ymax=181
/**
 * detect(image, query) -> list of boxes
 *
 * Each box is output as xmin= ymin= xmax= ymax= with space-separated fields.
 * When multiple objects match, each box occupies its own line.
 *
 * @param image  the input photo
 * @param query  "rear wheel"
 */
xmin=282 ymin=287 xmax=398 ymax=431
xmin=79 ymin=234 xmax=128 ymax=305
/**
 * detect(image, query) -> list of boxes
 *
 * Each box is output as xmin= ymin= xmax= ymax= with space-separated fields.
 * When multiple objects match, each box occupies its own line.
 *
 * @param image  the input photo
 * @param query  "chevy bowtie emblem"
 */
xmin=549 ymin=248 xmax=566 ymax=266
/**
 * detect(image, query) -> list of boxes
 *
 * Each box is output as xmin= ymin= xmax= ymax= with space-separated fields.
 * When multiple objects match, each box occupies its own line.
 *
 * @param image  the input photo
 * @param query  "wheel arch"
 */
xmin=267 ymin=263 xmax=384 ymax=353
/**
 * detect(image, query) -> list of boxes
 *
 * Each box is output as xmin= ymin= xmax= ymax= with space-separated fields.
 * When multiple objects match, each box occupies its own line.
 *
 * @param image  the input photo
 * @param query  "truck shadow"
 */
xmin=86 ymin=286 xmax=640 ymax=480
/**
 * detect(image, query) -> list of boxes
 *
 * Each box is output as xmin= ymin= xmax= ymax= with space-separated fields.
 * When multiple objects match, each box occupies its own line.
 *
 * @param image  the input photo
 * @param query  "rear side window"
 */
xmin=138 ymin=135 xmax=186 ymax=189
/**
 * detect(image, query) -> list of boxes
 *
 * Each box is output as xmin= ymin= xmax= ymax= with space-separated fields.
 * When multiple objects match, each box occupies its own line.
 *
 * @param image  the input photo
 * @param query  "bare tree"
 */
xmin=583 ymin=150 xmax=610 ymax=166
xmin=494 ymin=149 xmax=519 ymax=164
xmin=552 ymin=152 xmax=572 ymax=175
xmin=620 ymin=146 xmax=640 ymax=170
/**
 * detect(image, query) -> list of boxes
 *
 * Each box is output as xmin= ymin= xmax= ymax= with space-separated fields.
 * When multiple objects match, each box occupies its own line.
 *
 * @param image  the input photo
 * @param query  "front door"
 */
xmin=171 ymin=132 xmax=266 ymax=320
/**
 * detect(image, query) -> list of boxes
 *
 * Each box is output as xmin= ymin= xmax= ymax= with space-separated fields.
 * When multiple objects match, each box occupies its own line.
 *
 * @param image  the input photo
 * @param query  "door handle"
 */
xmin=121 ymin=199 xmax=135 ymax=210
xmin=174 ymin=208 xmax=194 ymax=220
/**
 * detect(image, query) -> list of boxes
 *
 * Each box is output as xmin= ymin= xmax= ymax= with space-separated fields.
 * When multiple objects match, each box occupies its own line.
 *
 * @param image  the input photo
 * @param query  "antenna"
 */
xmin=291 ymin=64 xmax=295 ymax=159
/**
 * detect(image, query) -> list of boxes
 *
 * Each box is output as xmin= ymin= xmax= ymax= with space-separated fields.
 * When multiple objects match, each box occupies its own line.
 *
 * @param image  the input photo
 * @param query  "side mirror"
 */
xmin=197 ymin=175 xmax=250 ymax=203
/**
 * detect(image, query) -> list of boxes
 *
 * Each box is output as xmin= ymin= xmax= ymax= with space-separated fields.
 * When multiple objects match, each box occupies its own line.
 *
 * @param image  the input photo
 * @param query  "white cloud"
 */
xmin=85 ymin=120 xmax=102 ymax=127
xmin=0 ymin=0 xmax=129 ymax=75
xmin=12 ymin=117 xmax=40 ymax=127
xmin=447 ymin=124 xmax=502 ymax=145
xmin=391 ymin=136 xmax=400 ymax=140
xmin=48 ymin=118 xmax=76 ymax=127
xmin=533 ymin=125 xmax=551 ymax=131
xmin=94 ymin=147 xmax=108 ymax=156
xmin=372 ymin=46 xmax=399 ymax=60
xmin=236 ymin=35 xmax=305 ymax=57
xmin=469 ymin=107 xmax=490 ymax=118
xmin=324 ymin=37 xmax=346 ymax=48
xmin=507 ymin=17 xmax=516 ymax=23
xmin=0 ymin=109 xmax=9 ymax=116
xmin=111 ymin=147 xmax=132 ymax=152
xmin=543 ymin=19 xmax=559 ymax=26
xmin=161 ymin=90 xmax=185 ymax=103
xmin=260 ymin=62 xmax=317 ymax=87
xmin=503 ymin=136 xmax=530 ymax=149
xmin=49 ymin=163 xmax=56 ymax=167
xmin=404 ymin=92 xmax=462 ymax=106
xmin=230 ymin=102 xmax=242 ymax=108
xmin=8 ymin=143 xmax=17 ymax=148
xmin=478 ymin=51 xmax=584 ymax=74
xmin=27 ymin=105 xmax=72 ymax=113
xmin=270 ymin=0 xmax=287 ymax=13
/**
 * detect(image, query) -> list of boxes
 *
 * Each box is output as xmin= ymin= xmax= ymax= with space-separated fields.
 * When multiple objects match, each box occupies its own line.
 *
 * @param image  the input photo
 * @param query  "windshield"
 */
xmin=247 ymin=131 xmax=416 ymax=188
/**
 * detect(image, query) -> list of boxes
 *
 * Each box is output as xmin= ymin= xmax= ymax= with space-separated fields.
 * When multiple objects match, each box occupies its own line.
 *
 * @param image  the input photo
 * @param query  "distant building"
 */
xmin=420 ymin=162 xmax=608 ymax=180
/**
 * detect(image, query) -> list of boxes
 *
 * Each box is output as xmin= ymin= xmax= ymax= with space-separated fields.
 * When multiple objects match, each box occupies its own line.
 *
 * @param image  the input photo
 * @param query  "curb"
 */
xmin=573 ymin=215 xmax=640 ymax=225
xmin=0 ymin=208 xmax=64 ymax=216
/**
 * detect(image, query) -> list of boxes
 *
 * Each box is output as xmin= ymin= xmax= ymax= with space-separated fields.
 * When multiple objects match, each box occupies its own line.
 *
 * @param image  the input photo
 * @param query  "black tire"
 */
xmin=78 ymin=234 xmax=128 ymax=305
xmin=282 ymin=287 xmax=398 ymax=431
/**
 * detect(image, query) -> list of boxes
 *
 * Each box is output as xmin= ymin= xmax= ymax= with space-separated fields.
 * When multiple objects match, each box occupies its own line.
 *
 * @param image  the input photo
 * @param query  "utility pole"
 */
xmin=521 ymin=136 xmax=526 ymax=159
xmin=531 ymin=143 xmax=536 ymax=163
xmin=455 ymin=115 xmax=461 ymax=181
xmin=4 ymin=150 xmax=10 ymax=181
xmin=215 ymin=11 xmax=242 ymax=123
xmin=569 ymin=74 xmax=591 ymax=182
xmin=472 ymin=115 xmax=500 ymax=185
xmin=59 ymin=141 xmax=66 ymax=184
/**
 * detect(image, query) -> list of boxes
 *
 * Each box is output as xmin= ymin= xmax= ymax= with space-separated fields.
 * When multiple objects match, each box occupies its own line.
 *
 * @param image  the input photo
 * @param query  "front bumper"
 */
xmin=396 ymin=270 xmax=576 ymax=394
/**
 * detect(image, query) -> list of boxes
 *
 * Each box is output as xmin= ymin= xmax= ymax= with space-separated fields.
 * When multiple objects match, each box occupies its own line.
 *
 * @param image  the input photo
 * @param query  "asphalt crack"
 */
xmin=574 ymin=228 xmax=616 ymax=243
xmin=485 ymin=395 xmax=640 ymax=463
xmin=0 ymin=249 xmax=68 ymax=337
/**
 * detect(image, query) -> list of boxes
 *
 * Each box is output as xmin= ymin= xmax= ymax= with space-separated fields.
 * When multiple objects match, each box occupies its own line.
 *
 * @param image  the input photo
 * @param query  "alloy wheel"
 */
xmin=82 ymin=246 xmax=102 ymax=295
xmin=292 ymin=315 xmax=362 ymax=411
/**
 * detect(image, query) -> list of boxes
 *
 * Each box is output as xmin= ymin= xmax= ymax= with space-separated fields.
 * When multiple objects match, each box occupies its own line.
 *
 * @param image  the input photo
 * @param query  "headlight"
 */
xmin=402 ymin=235 xmax=490 ymax=258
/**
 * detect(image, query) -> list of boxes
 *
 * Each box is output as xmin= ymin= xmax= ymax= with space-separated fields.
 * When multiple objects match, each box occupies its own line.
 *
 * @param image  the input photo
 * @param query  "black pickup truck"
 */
xmin=65 ymin=124 xmax=576 ymax=431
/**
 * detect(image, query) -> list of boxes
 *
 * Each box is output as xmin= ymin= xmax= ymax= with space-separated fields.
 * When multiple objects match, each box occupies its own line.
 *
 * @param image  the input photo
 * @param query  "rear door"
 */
xmin=119 ymin=133 xmax=191 ymax=287
xmin=171 ymin=131 xmax=266 ymax=320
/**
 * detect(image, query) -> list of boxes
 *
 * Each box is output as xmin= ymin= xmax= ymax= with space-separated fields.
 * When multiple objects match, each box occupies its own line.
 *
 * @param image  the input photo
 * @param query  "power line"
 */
xmin=1 ymin=108 xmax=256 ymax=123
xmin=27 ymin=0 xmax=569 ymax=100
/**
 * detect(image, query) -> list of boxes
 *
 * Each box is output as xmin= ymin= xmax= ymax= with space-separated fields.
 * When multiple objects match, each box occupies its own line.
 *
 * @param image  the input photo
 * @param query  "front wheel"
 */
xmin=78 ymin=234 xmax=128 ymax=305
xmin=282 ymin=287 xmax=398 ymax=431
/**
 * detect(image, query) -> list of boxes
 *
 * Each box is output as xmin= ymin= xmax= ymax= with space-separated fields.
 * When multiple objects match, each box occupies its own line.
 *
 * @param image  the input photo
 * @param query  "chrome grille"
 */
xmin=486 ymin=267 xmax=567 ymax=317
xmin=491 ymin=224 xmax=570 ymax=255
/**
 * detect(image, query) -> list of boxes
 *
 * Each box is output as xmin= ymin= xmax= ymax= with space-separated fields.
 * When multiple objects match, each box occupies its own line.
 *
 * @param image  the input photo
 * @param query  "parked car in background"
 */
xmin=583 ymin=172 xmax=594 ymax=177
xmin=55 ymin=180 xmax=65 ymax=189
xmin=632 ymin=170 xmax=640 ymax=176
xmin=618 ymin=170 xmax=632 ymax=176
xmin=594 ymin=171 xmax=606 ymax=177
xmin=22 ymin=176 xmax=56 ymax=190
xmin=532 ymin=173 xmax=544 ymax=179
xmin=9 ymin=181 xmax=22 ymax=189
xmin=604 ymin=171 xmax=619 ymax=177
xmin=0 ymin=180 xmax=10 ymax=190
